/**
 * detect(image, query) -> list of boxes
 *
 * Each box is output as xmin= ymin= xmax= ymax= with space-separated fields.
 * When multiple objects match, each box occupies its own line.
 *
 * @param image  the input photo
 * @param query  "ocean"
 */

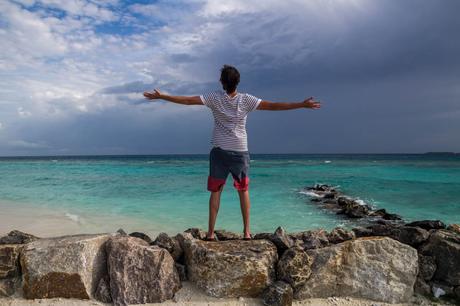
xmin=0 ymin=154 xmax=459 ymax=236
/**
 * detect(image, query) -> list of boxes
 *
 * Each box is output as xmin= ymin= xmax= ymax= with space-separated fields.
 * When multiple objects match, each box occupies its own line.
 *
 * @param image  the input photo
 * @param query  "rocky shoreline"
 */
xmin=1 ymin=187 xmax=460 ymax=306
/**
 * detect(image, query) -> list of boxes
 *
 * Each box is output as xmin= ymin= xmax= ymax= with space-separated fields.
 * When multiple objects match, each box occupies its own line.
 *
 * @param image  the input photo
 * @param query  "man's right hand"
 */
xmin=143 ymin=89 xmax=163 ymax=100
xmin=303 ymin=97 xmax=321 ymax=109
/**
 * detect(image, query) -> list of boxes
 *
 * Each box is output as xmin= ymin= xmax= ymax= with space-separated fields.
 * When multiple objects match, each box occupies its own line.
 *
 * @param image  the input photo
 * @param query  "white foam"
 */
xmin=298 ymin=190 xmax=322 ymax=197
xmin=51 ymin=160 xmax=58 ymax=162
xmin=65 ymin=213 xmax=81 ymax=223
xmin=324 ymin=160 xmax=332 ymax=164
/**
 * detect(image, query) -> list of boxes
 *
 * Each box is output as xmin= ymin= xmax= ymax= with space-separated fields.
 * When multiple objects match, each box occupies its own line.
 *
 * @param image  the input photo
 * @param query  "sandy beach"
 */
xmin=0 ymin=282 xmax=454 ymax=306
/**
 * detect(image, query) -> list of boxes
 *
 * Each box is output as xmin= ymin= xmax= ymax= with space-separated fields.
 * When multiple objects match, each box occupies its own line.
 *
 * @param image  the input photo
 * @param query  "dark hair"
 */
xmin=220 ymin=65 xmax=240 ymax=94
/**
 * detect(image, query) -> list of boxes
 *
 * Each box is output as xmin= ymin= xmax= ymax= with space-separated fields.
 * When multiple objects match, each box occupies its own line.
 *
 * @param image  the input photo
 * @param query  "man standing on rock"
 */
xmin=144 ymin=65 xmax=321 ymax=240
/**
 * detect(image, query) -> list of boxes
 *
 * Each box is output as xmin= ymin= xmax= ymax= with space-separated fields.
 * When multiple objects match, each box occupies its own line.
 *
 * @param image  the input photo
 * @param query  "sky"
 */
xmin=0 ymin=0 xmax=459 ymax=155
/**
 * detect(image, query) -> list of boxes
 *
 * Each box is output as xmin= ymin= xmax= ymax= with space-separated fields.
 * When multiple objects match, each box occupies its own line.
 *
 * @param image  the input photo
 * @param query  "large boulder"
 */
xmin=106 ymin=236 xmax=180 ymax=306
xmin=270 ymin=227 xmax=294 ymax=254
xmin=406 ymin=220 xmax=446 ymax=231
xmin=277 ymin=247 xmax=312 ymax=291
xmin=420 ymin=229 xmax=460 ymax=286
xmin=295 ymin=237 xmax=418 ymax=303
xmin=0 ymin=230 xmax=38 ymax=245
xmin=182 ymin=235 xmax=278 ymax=298
xmin=0 ymin=244 xmax=22 ymax=278
xmin=20 ymin=233 xmax=111 ymax=299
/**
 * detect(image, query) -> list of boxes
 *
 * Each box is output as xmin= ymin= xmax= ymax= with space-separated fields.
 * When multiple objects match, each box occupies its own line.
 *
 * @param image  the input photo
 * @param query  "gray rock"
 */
xmin=20 ymin=233 xmax=111 ymax=299
xmin=299 ymin=230 xmax=329 ymax=249
xmin=152 ymin=233 xmax=183 ymax=261
xmin=418 ymin=255 xmax=436 ymax=281
xmin=0 ymin=244 xmax=22 ymax=278
xmin=296 ymin=237 xmax=418 ymax=303
xmin=420 ymin=229 xmax=460 ymax=286
xmin=271 ymin=227 xmax=294 ymax=253
xmin=0 ymin=230 xmax=38 ymax=245
xmin=327 ymin=227 xmax=355 ymax=244
xmin=107 ymin=236 xmax=180 ymax=306
xmin=414 ymin=277 xmax=431 ymax=296
xmin=358 ymin=224 xmax=429 ymax=247
xmin=129 ymin=231 xmax=152 ymax=244
xmin=182 ymin=235 xmax=278 ymax=298
xmin=431 ymin=282 xmax=454 ymax=297
xmin=406 ymin=220 xmax=446 ymax=231
xmin=175 ymin=263 xmax=187 ymax=282
xmin=277 ymin=247 xmax=312 ymax=291
xmin=262 ymin=281 xmax=293 ymax=306
xmin=0 ymin=277 xmax=20 ymax=297
xmin=116 ymin=228 xmax=127 ymax=236
xmin=94 ymin=276 xmax=112 ymax=303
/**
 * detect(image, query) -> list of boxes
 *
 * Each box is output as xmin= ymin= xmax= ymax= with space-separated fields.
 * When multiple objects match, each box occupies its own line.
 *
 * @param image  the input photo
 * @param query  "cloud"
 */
xmin=0 ymin=0 xmax=459 ymax=155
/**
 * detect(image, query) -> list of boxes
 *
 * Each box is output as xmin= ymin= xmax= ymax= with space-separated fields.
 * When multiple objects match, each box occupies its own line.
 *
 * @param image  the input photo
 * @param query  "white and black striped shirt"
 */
xmin=200 ymin=90 xmax=261 ymax=152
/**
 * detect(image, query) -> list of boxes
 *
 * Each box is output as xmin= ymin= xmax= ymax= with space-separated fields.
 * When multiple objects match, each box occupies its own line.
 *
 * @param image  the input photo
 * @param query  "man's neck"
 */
xmin=226 ymin=90 xmax=238 ymax=98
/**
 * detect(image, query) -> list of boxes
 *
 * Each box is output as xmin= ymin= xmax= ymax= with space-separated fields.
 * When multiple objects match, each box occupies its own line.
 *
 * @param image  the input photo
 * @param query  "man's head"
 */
xmin=220 ymin=65 xmax=240 ymax=94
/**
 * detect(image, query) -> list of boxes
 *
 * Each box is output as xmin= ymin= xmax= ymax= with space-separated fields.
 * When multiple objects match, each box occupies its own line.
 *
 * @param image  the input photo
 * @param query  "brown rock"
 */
xmin=0 ymin=230 xmax=38 ymax=245
xmin=300 ymin=230 xmax=329 ymax=249
xmin=183 ymin=236 xmax=278 ymax=298
xmin=107 ymin=236 xmax=180 ymax=306
xmin=271 ymin=227 xmax=294 ymax=253
xmin=21 ymin=234 xmax=111 ymax=299
xmin=296 ymin=237 xmax=418 ymax=303
xmin=262 ymin=281 xmax=293 ymax=306
xmin=359 ymin=224 xmax=429 ymax=247
xmin=184 ymin=228 xmax=207 ymax=240
xmin=414 ymin=277 xmax=431 ymax=296
xmin=420 ymin=229 xmax=460 ymax=286
xmin=0 ymin=244 xmax=22 ymax=278
xmin=215 ymin=230 xmax=243 ymax=241
xmin=277 ymin=247 xmax=312 ymax=291
xmin=327 ymin=227 xmax=355 ymax=244
xmin=447 ymin=224 xmax=460 ymax=234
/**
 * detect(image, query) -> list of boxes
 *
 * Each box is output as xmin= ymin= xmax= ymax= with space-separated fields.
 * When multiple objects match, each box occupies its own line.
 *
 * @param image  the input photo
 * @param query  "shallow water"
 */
xmin=0 ymin=154 xmax=459 ymax=235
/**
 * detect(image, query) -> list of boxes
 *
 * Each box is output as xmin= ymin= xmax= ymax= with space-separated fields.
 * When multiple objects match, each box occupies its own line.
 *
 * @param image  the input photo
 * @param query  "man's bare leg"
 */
xmin=238 ymin=190 xmax=251 ymax=239
xmin=207 ymin=188 xmax=222 ymax=239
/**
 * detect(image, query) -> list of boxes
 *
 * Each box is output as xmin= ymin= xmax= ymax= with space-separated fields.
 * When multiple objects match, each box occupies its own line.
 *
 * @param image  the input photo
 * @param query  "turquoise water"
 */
xmin=0 ymin=154 xmax=459 ymax=234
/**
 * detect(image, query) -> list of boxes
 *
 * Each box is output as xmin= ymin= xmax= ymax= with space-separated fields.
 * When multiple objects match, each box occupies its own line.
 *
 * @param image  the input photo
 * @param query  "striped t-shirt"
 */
xmin=200 ymin=90 xmax=261 ymax=152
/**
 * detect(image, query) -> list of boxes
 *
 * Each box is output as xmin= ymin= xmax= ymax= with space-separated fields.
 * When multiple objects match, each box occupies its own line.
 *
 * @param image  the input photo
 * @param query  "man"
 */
xmin=143 ymin=65 xmax=321 ymax=240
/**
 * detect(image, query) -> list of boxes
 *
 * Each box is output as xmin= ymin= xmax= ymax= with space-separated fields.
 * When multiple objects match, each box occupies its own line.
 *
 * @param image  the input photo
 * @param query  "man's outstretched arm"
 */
xmin=257 ymin=97 xmax=321 ymax=111
xmin=143 ymin=89 xmax=203 ymax=105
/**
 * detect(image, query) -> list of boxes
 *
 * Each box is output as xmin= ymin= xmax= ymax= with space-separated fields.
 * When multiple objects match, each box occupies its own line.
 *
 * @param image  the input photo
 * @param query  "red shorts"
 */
xmin=207 ymin=147 xmax=250 ymax=192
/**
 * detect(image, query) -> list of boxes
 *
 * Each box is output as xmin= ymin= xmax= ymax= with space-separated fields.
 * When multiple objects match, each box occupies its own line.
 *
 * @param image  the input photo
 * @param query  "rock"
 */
xmin=0 ymin=277 xmax=20 ymax=297
xmin=431 ymin=282 xmax=454 ymax=297
xmin=175 ymin=263 xmax=187 ymax=281
xmin=418 ymin=255 xmax=436 ymax=281
xmin=370 ymin=209 xmax=402 ymax=221
xmin=299 ymin=230 xmax=329 ymax=249
xmin=454 ymin=286 xmax=460 ymax=300
xmin=337 ymin=197 xmax=370 ymax=218
xmin=447 ymin=224 xmax=460 ymax=234
xmin=323 ymin=192 xmax=336 ymax=199
xmin=116 ymin=228 xmax=127 ymax=236
xmin=406 ymin=220 xmax=446 ymax=231
xmin=277 ymin=247 xmax=312 ymax=291
xmin=358 ymin=224 xmax=429 ymax=247
xmin=262 ymin=281 xmax=293 ymax=306
xmin=310 ymin=198 xmax=321 ymax=202
xmin=271 ymin=227 xmax=294 ymax=254
xmin=327 ymin=228 xmax=355 ymax=244
xmin=352 ymin=227 xmax=374 ymax=237
xmin=152 ymin=233 xmax=183 ymax=261
xmin=94 ymin=276 xmax=112 ymax=303
xmin=20 ymin=234 xmax=111 ymax=299
xmin=184 ymin=228 xmax=207 ymax=240
xmin=182 ymin=236 xmax=278 ymax=298
xmin=129 ymin=231 xmax=152 ymax=244
xmin=215 ymin=230 xmax=243 ymax=241
xmin=106 ymin=236 xmax=180 ymax=305
xmin=0 ymin=230 xmax=38 ymax=244
xmin=420 ymin=229 xmax=460 ymax=286
xmin=414 ymin=277 xmax=431 ymax=296
xmin=0 ymin=244 xmax=22 ymax=278
xmin=296 ymin=237 xmax=418 ymax=303
xmin=254 ymin=233 xmax=273 ymax=240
